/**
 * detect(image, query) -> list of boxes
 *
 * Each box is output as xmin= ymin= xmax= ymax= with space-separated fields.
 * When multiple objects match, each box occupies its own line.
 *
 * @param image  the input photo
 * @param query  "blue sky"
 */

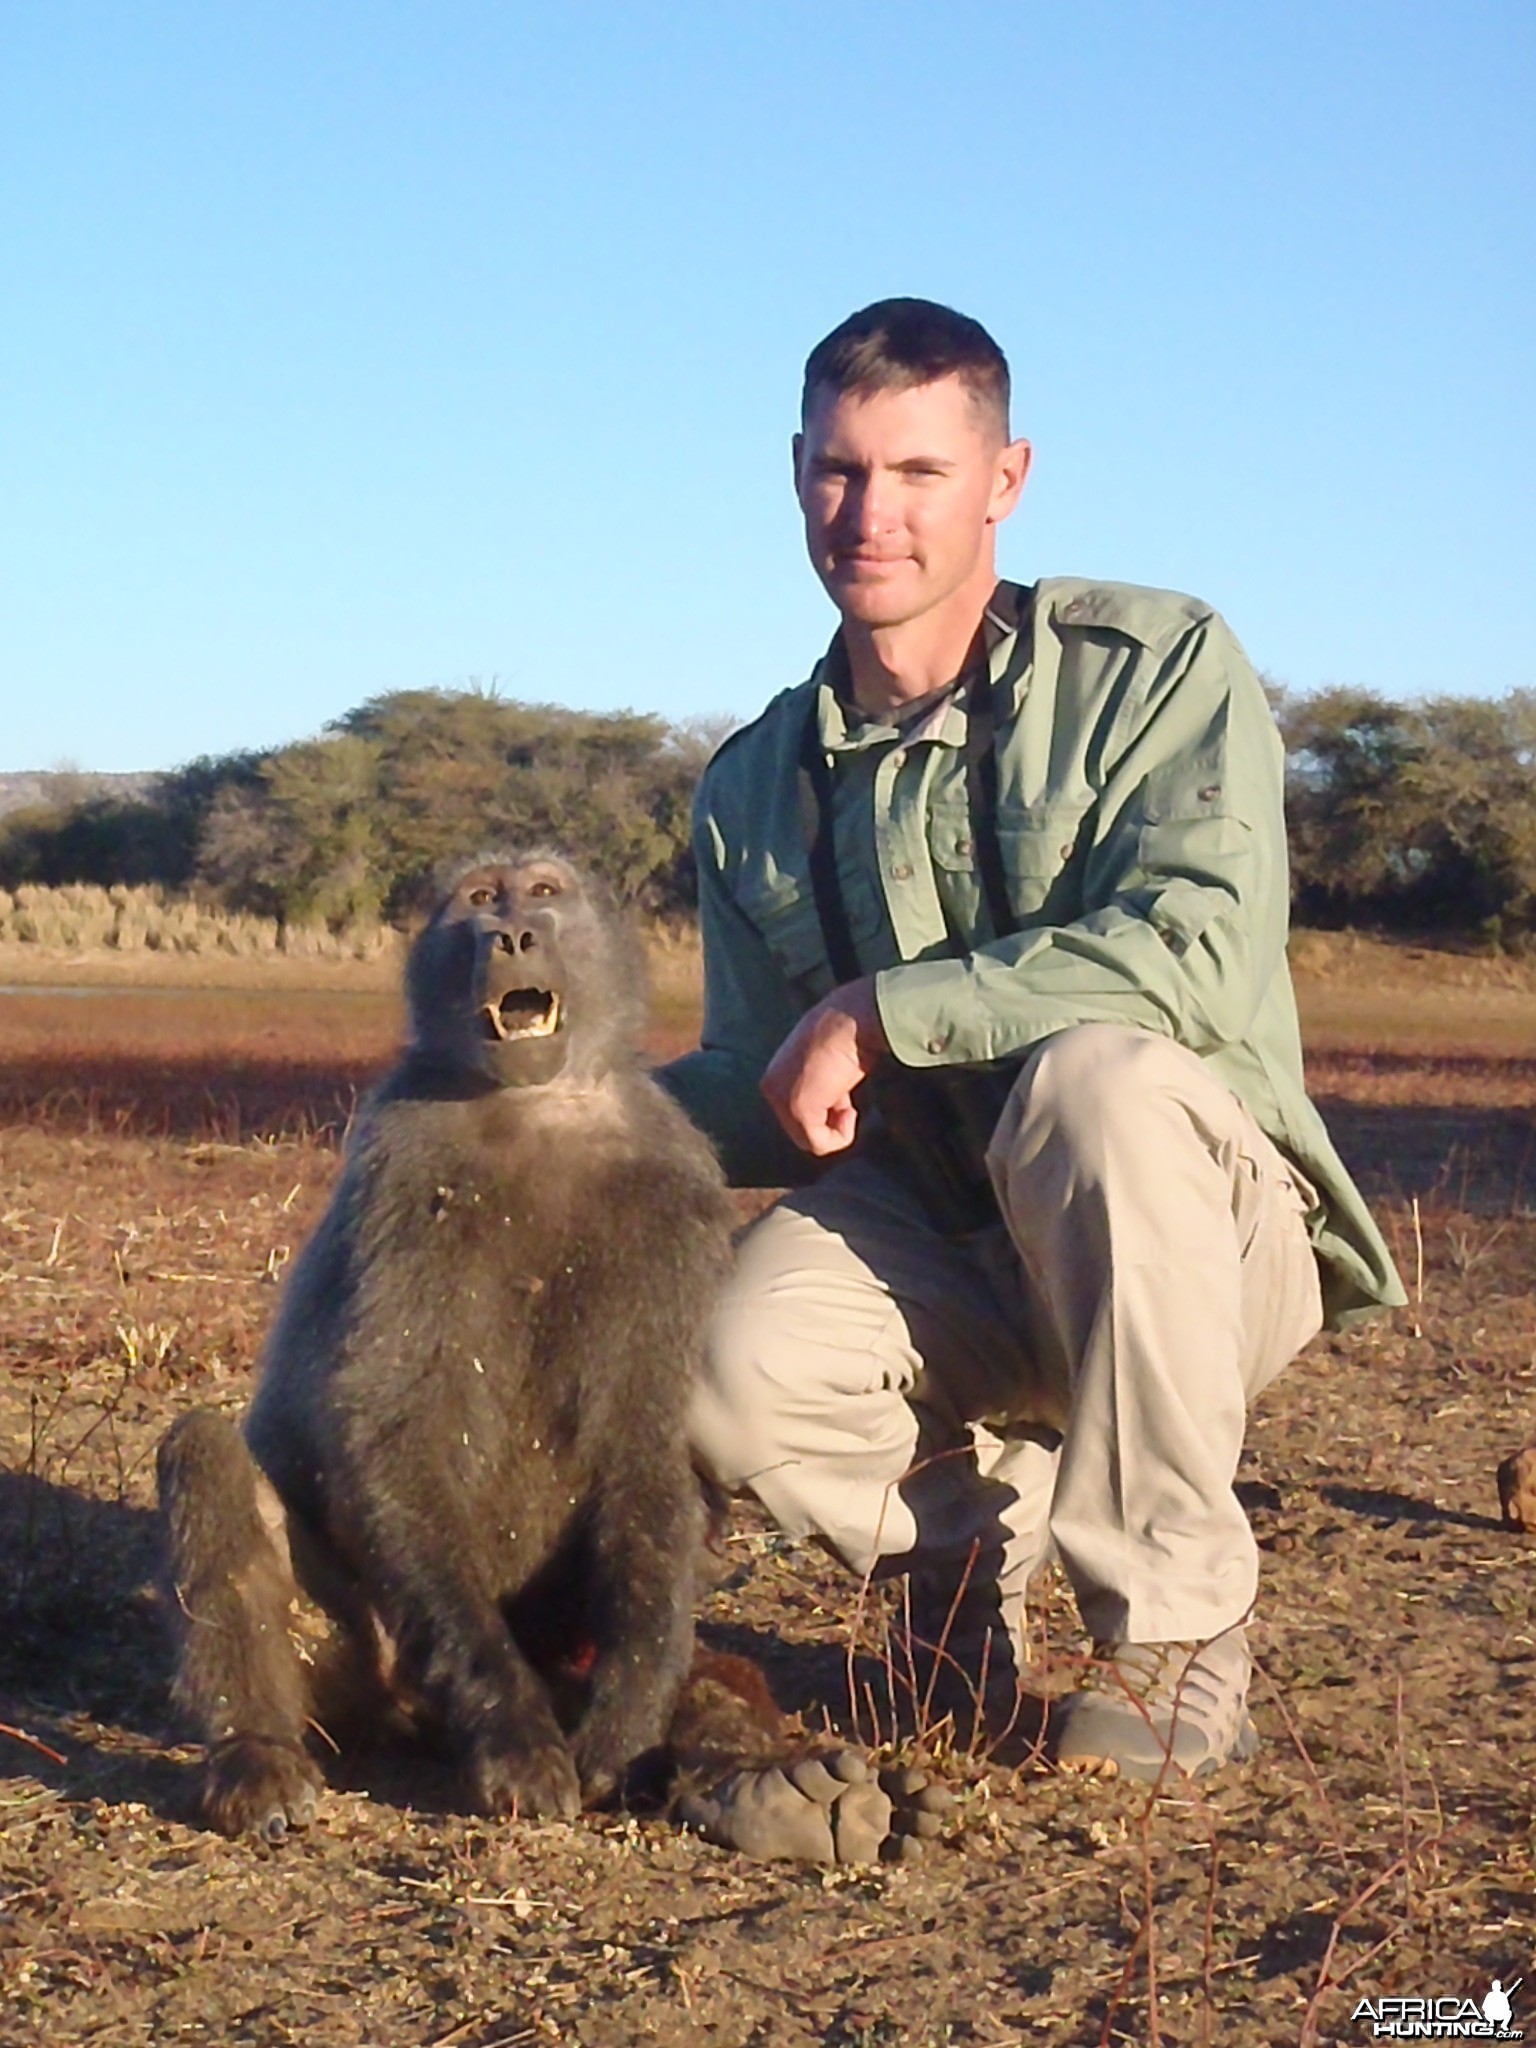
xmin=2 ymin=1 xmax=1532 ymax=772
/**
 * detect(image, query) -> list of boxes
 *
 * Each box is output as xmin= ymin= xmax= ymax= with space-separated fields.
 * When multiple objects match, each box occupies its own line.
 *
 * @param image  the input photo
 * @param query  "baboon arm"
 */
xmin=568 ymin=1452 xmax=701 ymax=1802
xmin=351 ymin=1483 xmax=581 ymax=1820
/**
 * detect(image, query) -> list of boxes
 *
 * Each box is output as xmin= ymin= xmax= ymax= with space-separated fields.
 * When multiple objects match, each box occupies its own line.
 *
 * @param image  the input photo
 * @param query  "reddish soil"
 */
xmin=0 ymin=986 xmax=1532 ymax=2046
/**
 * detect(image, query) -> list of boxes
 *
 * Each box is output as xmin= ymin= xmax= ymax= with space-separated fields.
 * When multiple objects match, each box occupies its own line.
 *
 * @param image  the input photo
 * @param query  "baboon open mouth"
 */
xmin=482 ymin=990 xmax=562 ymax=1041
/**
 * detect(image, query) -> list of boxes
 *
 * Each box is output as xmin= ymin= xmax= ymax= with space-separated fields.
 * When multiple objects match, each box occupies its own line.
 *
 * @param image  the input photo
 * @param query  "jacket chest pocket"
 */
xmin=930 ymin=799 xmax=1093 ymax=926
xmin=1136 ymin=766 xmax=1242 ymax=871
xmin=738 ymin=872 xmax=883 ymax=988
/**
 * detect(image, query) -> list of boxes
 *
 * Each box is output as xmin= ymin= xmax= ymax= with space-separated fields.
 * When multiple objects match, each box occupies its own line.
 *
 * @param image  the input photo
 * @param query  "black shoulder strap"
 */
xmin=961 ymin=666 xmax=1017 ymax=943
xmin=798 ymin=582 xmax=1034 ymax=979
xmin=797 ymin=701 xmax=862 ymax=983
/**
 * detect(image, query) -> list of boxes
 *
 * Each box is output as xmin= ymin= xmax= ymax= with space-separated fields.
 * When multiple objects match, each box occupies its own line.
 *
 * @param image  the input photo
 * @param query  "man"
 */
xmin=661 ymin=298 xmax=1403 ymax=1780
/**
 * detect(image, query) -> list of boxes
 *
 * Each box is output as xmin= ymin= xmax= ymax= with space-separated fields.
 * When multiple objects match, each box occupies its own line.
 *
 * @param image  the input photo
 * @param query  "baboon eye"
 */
xmin=527 ymin=880 xmax=560 ymax=898
xmin=467 ymin=886 xmax=496 ymax=907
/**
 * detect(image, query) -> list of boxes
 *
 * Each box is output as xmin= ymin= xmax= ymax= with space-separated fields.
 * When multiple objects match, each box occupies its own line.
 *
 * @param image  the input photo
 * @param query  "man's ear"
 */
xmin=987 ymin=437 xmax=1032 ymax=526
xmin=791 ymin=431 xmax=805 ymax=498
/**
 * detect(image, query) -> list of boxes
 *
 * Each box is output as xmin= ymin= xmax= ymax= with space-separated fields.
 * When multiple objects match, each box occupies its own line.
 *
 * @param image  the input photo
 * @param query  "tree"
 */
xmin=1275 ymin=685 xmax=1536 ymax=938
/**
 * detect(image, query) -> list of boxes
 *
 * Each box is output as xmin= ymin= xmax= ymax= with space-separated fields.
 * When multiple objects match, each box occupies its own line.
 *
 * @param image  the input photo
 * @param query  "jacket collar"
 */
xmin=811 ymin=579 xmax=1031 ymax=753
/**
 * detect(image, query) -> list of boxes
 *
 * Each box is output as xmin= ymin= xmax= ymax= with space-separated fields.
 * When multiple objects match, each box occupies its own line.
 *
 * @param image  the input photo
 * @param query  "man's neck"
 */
xmin=839 ymin=564 xmax=1000 ymax=720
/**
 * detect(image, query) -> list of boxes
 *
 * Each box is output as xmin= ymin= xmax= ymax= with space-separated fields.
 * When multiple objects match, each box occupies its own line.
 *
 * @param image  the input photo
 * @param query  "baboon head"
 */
xmin=406 ymin=851 xmax=646 ymax=1088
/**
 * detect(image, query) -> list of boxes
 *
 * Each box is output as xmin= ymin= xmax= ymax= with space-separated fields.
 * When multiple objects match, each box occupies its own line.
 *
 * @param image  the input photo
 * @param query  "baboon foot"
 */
xmin=469 ymin=1729 xmax=582 ymax=1821
xmin=573 ymin=1703 xmax=671 ymax=1810
xmin=678 ymin=1750 xmax=954 ymax=1865
xmin=205 ymin=1734 xmax=322 ymax=1843
xmin=573 ymin=1746 xmax=628 ymax=1811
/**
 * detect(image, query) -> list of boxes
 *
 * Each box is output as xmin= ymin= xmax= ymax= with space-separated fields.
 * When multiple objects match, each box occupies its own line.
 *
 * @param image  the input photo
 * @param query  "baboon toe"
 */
xmin=879 ymin=1764 xmax=954 ymax=1849
xmin=471 ymin=1734 xmax=582 ymax=1822
xmin=579 ymin=1765 xmax=618 ymax=1808
xmin=204 ymin=1735 xmax=322 ymax=1842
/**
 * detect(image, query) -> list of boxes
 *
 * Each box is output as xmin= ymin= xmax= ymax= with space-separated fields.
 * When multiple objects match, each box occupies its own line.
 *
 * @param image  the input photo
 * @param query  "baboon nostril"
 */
xmin=518 ymin=930 xmax=536 ymax=953
xmin=496 ymin=931 xmax=516 ymax=955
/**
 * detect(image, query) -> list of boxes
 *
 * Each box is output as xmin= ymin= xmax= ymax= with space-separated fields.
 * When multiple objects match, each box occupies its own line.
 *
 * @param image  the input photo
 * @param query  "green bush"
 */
xmin=7 ymin=678 xmax=1532 ymax=942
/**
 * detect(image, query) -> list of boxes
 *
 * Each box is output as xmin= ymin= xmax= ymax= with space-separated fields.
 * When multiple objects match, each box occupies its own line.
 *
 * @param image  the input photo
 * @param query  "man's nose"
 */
xmin=846 ymin=474 xmax=896 ymax=539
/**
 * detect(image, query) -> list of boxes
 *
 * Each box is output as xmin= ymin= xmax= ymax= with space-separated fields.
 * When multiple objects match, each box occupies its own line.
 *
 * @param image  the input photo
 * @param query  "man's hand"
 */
xmin=760 ymin=977 xmax=888 ymax=1156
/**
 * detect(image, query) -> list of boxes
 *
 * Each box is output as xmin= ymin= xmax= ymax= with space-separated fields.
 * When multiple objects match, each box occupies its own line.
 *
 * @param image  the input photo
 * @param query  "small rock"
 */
xmin=1496 ymin=1445 xmax=1536 ymax=1533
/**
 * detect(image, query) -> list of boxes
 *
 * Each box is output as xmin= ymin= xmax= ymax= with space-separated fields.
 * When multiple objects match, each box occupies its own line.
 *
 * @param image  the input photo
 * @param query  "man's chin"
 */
xmin=824 ymin=572 xmax=926 ymax=628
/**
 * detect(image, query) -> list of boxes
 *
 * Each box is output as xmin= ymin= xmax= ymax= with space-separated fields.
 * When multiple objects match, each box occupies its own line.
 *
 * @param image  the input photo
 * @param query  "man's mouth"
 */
xmin=481 ymin=990 xmax=562 ymax=1041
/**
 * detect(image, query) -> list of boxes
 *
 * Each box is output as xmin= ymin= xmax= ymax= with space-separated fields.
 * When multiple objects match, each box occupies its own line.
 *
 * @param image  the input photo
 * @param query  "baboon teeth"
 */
xmin=483 ymin=990 xmax=561 ymax=1041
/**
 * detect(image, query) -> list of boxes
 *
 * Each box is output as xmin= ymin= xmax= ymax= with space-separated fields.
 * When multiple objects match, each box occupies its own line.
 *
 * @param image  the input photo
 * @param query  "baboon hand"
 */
xmin=469 ymin=1728 xmax=582 ymax=1822
xmin=678 ymin=1749 xmax=954 ymax=1865
xmin=204 ymin=1734 xmax=322 ymax=1844
xmin=572 ymin=1697 xmax=672 ymax=1809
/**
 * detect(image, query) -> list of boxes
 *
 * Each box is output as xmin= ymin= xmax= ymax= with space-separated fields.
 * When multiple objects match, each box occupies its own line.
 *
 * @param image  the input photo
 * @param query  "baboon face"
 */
xmin=409 ymin=853 xmax=634 ymax=1088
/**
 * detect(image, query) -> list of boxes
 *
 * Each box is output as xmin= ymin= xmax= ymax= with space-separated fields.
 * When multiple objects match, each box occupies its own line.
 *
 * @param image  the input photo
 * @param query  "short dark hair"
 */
xmin=801 ymin=298 xmax=1010 ymax=436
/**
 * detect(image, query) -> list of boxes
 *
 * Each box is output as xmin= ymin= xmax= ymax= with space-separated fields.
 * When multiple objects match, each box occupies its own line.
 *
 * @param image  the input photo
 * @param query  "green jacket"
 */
xmin=661 ymin=576 xmax=1404 ymax=1328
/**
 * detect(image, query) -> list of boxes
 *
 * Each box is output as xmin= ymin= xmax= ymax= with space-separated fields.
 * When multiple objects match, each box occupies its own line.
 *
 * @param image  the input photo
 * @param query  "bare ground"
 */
xmin=0 ymin=978 xmax=1532 ymax=2047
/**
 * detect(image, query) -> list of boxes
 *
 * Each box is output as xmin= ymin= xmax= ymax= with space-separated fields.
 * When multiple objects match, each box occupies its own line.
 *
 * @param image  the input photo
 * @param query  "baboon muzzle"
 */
xmin=476 ymin=924 xmax=565 ymax=1044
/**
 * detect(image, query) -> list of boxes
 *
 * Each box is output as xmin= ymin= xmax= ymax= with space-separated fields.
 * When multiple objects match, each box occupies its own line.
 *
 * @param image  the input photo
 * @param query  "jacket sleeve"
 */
xmin=875 ymin=612 xmax=1290 ymax=1069
xmin=653 ymin=799 xmax=817 ymax=1189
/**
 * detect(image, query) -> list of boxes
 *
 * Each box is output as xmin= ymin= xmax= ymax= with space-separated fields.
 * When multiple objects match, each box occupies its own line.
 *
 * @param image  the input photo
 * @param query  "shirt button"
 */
xmin=1199 ymin=783 xmax=1222 ymax=802
xmin=927 ymin=1035 xmax=948 ymax=1055
xmin=891 ymin=861 xmax=913 ymax=881
xmin=1060 ymin=843 xmax=1074 ymax=859
xmin=955 ymin=836 xmax=973 ymax=856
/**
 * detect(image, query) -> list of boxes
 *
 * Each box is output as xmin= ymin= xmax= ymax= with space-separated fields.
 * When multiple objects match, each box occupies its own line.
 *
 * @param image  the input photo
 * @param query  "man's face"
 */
xmin=793 ymin=375 xmax=1030 ymax=630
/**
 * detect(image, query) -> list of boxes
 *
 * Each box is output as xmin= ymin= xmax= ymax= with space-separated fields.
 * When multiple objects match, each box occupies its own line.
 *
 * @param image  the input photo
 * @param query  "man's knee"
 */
xmin=688 ymin=1263 xmax=803 ymax=1495
xmin=987 ymin=1024 xmax=1206 ymax=1181
xmin=686 ymin=1194 xmax=915 ymax=1500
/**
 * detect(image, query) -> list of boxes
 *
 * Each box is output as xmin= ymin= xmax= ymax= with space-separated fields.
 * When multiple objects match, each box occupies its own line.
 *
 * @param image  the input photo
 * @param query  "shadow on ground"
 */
xmin=1317 ymin=1095 xmax=1535 ymax=1214
xmin=1318 ymin=1483 xmax=1505 ymax=1533
xmin=0 ymin=1053 xmax=380 ymax=1140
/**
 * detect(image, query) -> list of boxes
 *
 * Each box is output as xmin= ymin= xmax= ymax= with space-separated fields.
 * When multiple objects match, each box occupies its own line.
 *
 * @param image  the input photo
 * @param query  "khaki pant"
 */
xmin=690 ymin=1024 xmax=1324 ymax=1646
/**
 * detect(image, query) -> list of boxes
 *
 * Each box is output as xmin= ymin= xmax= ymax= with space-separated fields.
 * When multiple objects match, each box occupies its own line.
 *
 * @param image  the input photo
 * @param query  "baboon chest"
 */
xmin=343 ymin=1132 xmax=629 ymax=1495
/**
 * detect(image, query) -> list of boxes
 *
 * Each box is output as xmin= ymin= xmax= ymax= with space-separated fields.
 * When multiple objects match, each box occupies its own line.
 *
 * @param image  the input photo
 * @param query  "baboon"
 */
xmin=158 ymin=852 xmax=946 ymax=1864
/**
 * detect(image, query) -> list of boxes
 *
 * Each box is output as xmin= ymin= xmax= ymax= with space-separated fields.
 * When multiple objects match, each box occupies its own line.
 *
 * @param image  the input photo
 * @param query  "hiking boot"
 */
xmin=1053 ymin=1628 xmax=1258 ymax=1782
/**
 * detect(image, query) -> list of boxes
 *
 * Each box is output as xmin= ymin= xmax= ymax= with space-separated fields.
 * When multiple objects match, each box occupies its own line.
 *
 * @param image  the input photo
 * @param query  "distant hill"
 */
xmin=0 ymin=770 xmax=161 ymax=819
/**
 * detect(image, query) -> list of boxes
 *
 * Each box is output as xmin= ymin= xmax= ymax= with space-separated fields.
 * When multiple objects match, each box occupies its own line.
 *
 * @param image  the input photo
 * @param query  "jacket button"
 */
xmin=1199 ymin=783 xmax=1221 ymax=802
xmin=955 ymin=836 xmax=973 ymax=856
xmin=927 ymin=1035 xmax=948 ymax=1055
xmin=1060 ymin=843 xmax=1074 ymax=859
xmin=891 ymin=861 xmax=913 ymax=882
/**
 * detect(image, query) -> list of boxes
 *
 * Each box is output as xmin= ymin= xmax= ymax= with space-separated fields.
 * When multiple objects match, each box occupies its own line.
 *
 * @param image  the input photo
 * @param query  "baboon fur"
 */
xmin=158 ymin=852 xmax=933 ymax=1862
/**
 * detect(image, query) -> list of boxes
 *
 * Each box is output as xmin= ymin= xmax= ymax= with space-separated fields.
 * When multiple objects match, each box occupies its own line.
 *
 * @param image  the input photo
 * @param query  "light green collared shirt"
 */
xmin=661 ymin=576 xmax=1405 ymax=1328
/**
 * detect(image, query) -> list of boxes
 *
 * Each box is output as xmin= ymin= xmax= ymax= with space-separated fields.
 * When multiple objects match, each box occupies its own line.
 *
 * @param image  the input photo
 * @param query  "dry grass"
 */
xmin=1293 ymin=929 xmax=1536 ymax=1065
xmin=0 ymin=882 xmax=398 ymax=969
xmin=2 ymin=909 xmax=1528 ymax=1051
xmin=0 ymin=889 xmax=705 ymax=1016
